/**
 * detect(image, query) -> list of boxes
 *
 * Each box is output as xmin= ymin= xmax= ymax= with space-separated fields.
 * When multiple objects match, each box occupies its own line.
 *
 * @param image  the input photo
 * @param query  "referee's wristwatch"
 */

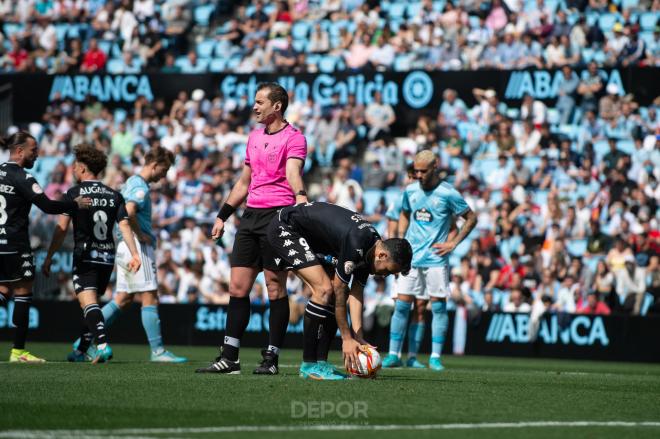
xmin=296 ymin=190 xmax=307 ymax=197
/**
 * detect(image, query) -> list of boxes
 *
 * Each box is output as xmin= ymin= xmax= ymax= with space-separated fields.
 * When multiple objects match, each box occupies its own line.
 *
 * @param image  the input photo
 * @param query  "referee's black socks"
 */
xmin=303 ymin=301 xmax=335 ymax=363
xmin=222 ymin=296 xmax=251 ymax=361
xmin=267 ymin=297 xmax=290 ymax=356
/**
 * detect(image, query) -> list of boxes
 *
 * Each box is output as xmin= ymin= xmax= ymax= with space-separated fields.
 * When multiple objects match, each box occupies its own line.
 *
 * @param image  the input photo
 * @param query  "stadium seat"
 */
xmin=384 ymin=187 xmax=402 ymax=207
xmin=363 ymin=189 xmax=384 ymax=215
xmin=194 ymin=4 xmax=215 ymax=26
xmin=209 ymin=58 xmax=227 ymax=72
xmin=106 ymin=59 xmax=124 ymax=74
xmin=291 ymin=21 xmax=310 ymax=40
xmin=567 ymin=239 xmax=588 ymax=257
xmin=407 ymin=2 xmax=422 ymax=18
xmin=598 ymin=14 xmax=620 ymax=32
xmin=639 ymin=12 xmax=657 ymax=31
xmin=621 ymin=0 xmax=640 ymax=9
xmin=197 ymin=39 xmax=216 ymax=59
xmin=388 ymin=2 xmax=406 ymax=20
xmin=617 ymin=139 xmax=635 ymax=155
xmin=523 ymin=156 xmax=541 ymax=174
xmin=318 ymin=55 xmax=338 ymax=73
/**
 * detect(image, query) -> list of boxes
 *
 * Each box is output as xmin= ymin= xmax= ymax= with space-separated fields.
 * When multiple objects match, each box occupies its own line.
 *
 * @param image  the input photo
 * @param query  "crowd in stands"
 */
xmin=0 ymin=0 xmax=659 ymax=74
xmin=2 ymin=70 xmax=657 ymax=323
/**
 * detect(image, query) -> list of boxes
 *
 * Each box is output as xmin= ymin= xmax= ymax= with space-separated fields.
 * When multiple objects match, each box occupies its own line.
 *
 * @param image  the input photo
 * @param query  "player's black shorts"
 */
xmin=0 ymin=252 xmax=35 ymax=283
xmin=266 ymin=211 xmax=321 ymax=271
xmin=230 ymin=206 xmax=288 ymax=271
xmin=72 ymin=257 xmax=114 ymax=295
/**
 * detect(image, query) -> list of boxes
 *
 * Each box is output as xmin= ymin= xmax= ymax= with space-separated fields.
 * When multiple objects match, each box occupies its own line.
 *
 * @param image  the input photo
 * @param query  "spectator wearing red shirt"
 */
xmin=577 ymin=291 xmax=611 ymax=315
xmin=81 ymin=38 xmax=107 ymax=72
xmin=496 ymin=252 xmax=526 ymax=290
xmin=8 ymin=37 xmax=28 ymax=71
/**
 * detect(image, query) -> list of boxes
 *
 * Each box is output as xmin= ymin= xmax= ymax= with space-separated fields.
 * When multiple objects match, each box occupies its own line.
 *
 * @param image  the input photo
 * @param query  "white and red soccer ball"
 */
xmin=347 ymin=345 xmax=381 ymax=378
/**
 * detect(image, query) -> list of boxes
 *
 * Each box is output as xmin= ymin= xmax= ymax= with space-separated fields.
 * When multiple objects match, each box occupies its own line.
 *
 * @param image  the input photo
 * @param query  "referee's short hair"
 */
xmin=383 ymin=238 xmax=413 ymax=276
xmin=74 ymin=143 xmax=107 ymax=175
xmin=257 ymin=82 xmax=288 ymax=115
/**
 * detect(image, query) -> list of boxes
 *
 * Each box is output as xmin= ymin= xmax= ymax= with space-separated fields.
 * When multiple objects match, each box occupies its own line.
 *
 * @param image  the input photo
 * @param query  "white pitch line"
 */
xmin=1 ymin=421 xmax=660 ymax=437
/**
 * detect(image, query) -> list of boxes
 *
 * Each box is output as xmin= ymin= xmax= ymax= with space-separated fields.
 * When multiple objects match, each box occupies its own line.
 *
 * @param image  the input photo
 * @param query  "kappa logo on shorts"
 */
xmin=21 ymin=261 xmax=31 ymax=268
xmin=283 ymin=239 xmax=294 ymax=247
xmin=21 ymin=253 xmax=30 ymax=258
xmin=292 ymin=258 xmax=303 ymax=266
xmin=73 ymin=282 xmax=81 ymax=290
xmin=344 ymin=261 xmax=355 ymax=275
xmin=287 ymin=249 xmax=298 ymax=256
xmin=24 ymin=270 xmax=32 ymax=277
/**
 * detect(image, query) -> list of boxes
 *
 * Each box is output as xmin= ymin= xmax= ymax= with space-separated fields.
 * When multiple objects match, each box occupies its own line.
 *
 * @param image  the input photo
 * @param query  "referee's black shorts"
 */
xmin=230 ymin=206 xmax=288 ymax=271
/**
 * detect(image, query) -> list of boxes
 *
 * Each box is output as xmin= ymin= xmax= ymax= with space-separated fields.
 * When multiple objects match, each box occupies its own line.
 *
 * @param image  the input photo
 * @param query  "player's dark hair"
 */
xmin=73 ymin=143 xmax=107 ymax=175
xmin=144 ymin=146 xmax=175 ymax=167
xmin=257 ymin=82 xmax=288 ymax=114
xmin=0 ymin=131 xmax=36 ymax=151
xmin=383 ymin=238 xmax=413 ymax=275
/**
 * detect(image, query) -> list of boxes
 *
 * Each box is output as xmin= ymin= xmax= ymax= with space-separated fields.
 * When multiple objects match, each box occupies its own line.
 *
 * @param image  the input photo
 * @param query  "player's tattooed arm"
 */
xmin=42 ymin=214 xmax=72 ymax=277
xmin=332 ymin=275 xmax=363 ymax=371
xmin=434 ymin=209 xmax=477 ymax=256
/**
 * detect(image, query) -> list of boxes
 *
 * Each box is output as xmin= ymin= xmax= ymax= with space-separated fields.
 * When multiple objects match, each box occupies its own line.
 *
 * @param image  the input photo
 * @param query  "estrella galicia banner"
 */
xmin=1 ymin=68 xmax=658 ymax=129
xmin=1 ymin=301 xmax=658 ymax=362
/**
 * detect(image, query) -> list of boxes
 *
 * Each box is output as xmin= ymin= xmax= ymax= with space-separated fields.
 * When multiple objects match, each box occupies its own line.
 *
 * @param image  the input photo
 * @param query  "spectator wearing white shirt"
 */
xmin=365 ymin=91 xmax=396 ymax=140
xmin=503 ymin=288 xmax=532 ymax=313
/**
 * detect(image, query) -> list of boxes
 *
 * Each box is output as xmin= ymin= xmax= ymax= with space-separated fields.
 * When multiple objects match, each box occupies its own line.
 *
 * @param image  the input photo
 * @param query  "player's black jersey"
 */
xmin=278 ymin=202 xmax=381 ymax=285
xmin=0 ymin=162 xmax=46 ymax=253
xmin=63 ymin=180 xmax=128 ymax=265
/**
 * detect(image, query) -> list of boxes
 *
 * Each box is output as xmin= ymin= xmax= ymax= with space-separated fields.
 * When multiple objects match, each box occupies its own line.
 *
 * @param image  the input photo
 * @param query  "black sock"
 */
xmin=317 ymin=313 xmax=338 ymax=362
xmin=77 ymin=323 xmax=94 ymax=354
xmin=268 ymin=297 xmax=290 ymax=355
xmin=83 ymin=304 xmax=107 ymax=346
xmin=12 ymin=295 xmax=32 ymax=350
xmin=303 ymin=301 xmax=334 ymax=363
xmin=222 ymin=296 xmax=251 ymax=361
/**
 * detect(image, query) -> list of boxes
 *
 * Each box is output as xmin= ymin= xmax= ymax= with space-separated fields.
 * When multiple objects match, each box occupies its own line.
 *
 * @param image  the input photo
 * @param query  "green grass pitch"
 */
xmin=1 ymin=342 xmax=659 ymax=439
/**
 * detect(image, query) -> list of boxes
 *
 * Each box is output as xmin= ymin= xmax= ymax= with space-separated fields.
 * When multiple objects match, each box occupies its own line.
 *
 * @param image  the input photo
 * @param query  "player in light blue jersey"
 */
xmin=383 ymin=151 xmax=476 ymax=371
xmin=384 ymin=164 xmax=428 ymax=368
xmin=75 ymin=147 xmax=186 ymax=363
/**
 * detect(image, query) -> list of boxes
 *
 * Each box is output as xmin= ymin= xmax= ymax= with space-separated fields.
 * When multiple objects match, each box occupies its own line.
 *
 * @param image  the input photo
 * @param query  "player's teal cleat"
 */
xmin=429 ymin=357 xmax=445 ymax=371
xmin=406 ymin=357 xmax=426 ymax=368
xmin=67 ymin=350 xmax=91 ymax=362
xmin=299 ymin=362 xmax=347 ymax=380
xmin=150 ymin=350 xmax=187 ymax=363
xmin=72 ymin=338 xmax=97 ymax=358
xmin=92 ymin=345 xmax=113 ymax=364
xmin=382 ymin=354 xmax=403 ymax=368
xmin=317 ymin=360 xmax=348 ymax=378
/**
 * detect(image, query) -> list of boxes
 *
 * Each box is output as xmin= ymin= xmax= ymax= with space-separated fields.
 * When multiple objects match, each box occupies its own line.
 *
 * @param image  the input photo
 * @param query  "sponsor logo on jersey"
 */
xmin=344 ymin=261 xmax=355 ymax=275
xmin=414 ymin=208 xmax=433 ymax=223
xmin=80 ymin=186 xmax=114 ymax=195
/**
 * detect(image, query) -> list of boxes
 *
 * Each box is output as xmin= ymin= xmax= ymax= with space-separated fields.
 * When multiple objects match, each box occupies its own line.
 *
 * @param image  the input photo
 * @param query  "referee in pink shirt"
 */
xmin=196 ymin=83 xmax=308 ymax=375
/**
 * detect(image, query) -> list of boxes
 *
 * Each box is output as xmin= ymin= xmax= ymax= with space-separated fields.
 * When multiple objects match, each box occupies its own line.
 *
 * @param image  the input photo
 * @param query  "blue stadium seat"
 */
xmin=567 ymin=239 xmax=588 ymax=257
xmin=291 ymin=21 xmax=310 ymax=40
xmin=523 ymin=156 xmax=541 ymax=174
xmin=640 ymin=293 xmax=654 ymax=316
xmin=194 ymin=4 xmax=215 ymax=26
xmin=363 ymin=189 xmax=384 ymax=215
xmin=388 ymin=2 xmax=406 ymax=20
xmin=547 ymin=108 xmax=560 ymax=125
xmin=621 ymin=0 xmax=640 ymax=10
xmin=534 ymin=190 xmax=549 ymax=206
xmin=106 ymin=58 xmax=124 ymax=74
xmin=593 ymin=139 xmax=610 ymax=162
xmin=209 ymin=58 xmax=227 ymax=72
xmin=3 ymin=23 xmax=24 ymax=38
xmin=197 ymin=39 xmax=216 ymax=59
xmin=318 ymin=55 xmax=338 ymax=73
xmin=617 ymin=139 xmax=635 ymax=155
xmin=640 ymin=12 xmax=657 ymax=31
xmin=598 ymin=13 xmax=620 ymax=32
xmin=407 ymin=2 xmax=422 ymax=18
xmin=384 ymin=186 xmax=401 ymax=207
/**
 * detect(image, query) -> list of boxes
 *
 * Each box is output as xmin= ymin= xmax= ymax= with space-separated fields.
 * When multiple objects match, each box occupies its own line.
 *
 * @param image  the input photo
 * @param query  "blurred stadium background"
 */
xmin=0 ymin=0 xmax=658 ymax=353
